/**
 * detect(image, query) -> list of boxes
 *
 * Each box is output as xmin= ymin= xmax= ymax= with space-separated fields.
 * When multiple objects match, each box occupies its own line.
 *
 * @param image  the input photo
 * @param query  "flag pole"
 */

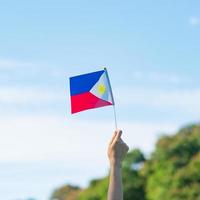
xmin=113 ymin=104 xmax=118 ymax=130
xmin=104 ymin=67 xmax=118 ymax=130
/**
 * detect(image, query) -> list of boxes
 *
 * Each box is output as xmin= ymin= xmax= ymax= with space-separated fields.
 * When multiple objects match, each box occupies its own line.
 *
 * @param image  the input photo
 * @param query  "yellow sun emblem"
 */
xmin=98 ymin=84 xmax=106 ymax=94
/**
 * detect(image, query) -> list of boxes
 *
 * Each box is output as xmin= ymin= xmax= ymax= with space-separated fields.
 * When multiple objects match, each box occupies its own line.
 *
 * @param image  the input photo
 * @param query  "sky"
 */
xmin=0 ymin=0 xmax=200 ymax=199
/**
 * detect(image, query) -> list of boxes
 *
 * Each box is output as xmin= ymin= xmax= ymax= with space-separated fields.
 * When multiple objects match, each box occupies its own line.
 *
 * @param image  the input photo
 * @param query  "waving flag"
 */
xmin=70 ymin=68 xmax=115 ymax=114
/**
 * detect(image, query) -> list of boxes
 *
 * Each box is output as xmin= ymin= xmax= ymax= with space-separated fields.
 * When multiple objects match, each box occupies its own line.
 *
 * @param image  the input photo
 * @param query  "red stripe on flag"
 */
xmin=71 ymin=92 xmax=112 ymax=114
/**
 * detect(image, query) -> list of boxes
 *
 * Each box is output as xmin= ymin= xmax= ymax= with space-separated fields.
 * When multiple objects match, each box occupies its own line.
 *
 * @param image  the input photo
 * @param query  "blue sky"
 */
xmin=0 ymin=1 xmax=200 ymax=199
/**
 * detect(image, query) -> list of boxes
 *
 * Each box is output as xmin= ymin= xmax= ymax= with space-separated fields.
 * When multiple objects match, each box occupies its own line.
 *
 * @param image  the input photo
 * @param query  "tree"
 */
xmin=50 ymin=185 xmax=81 ymax=200
xmin=143 ymin=124 xmax=200 ymax=200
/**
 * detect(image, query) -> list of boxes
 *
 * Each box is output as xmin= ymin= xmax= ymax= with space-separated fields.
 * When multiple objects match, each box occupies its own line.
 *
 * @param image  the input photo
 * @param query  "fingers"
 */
xmin=112 ymin=130 xmax=122 ymax=145
xmin=109 ymin=131 xmax=117 ymax=146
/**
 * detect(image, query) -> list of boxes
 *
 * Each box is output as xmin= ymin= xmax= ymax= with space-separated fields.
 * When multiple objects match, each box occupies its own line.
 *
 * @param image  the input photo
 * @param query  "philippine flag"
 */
xmin=70 ymin=68 xmax=115 ymax=114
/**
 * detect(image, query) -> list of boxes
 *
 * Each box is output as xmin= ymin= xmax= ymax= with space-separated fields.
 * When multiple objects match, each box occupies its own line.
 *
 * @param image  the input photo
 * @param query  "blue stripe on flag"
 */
xmin=70 ymin=70 xmax=104 ymax=96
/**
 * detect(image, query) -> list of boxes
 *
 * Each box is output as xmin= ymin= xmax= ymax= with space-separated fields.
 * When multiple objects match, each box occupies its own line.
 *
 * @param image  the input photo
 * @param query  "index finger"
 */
xmin=109 ymin=130 xmax=117 ymax=146
xmin=112 ymin=130 xmax=122 ymax=145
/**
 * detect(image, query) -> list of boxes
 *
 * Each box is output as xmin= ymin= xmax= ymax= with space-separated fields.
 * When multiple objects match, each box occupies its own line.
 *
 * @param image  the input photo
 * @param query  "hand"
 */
xmin=108 ymin=130 xmax=129 ymax=167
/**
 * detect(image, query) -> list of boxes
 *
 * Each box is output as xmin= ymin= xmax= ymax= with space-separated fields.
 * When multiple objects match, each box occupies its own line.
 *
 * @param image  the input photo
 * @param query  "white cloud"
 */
xmin=0 ymin=58 xmax=65 ymax=77
xmin=189 ymin=16 xmax=200 ymax=26
xmin=116 ymin=87 xmax=200 ymax=113
xmin=0 ymin=115 xmax=178 ymax=162
xmin=0 ymin=86 xmax=64 ymax=104
xmin=132 ymin=71 xmax=184 ymax=84
xmin=0 ymin=58 xmax=34 ymax=69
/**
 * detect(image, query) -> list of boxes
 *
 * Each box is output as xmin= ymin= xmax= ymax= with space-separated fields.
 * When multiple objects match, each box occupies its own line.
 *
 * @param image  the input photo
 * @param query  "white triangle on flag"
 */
xmin=90 ymin=71 xmax=113 ymax=103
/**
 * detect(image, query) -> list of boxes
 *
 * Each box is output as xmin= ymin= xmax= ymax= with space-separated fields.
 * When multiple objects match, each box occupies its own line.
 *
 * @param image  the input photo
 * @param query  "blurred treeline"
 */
xmin=50 ymin=124 xmax=200 ymax=200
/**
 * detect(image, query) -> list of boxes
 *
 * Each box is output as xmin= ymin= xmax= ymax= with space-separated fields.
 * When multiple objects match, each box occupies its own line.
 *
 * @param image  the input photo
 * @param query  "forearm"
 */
xmin=107 ymin=164 xmax=123 ymax=200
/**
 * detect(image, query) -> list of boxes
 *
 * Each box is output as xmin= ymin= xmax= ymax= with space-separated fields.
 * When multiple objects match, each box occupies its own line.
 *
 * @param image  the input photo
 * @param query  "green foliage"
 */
xmin=50 ymin=124 xmax=200 ymax=200
xmin=144 ymin=124 xmax=200 ymax=200
xmin=50 ymin=185 xmax=81 ymax=200
xmin=78 ymin=177 xmax=109 ymax=200
xmin=122 ymin=167 xmax=145 ymax=200
xmin=122 ymin=148 xmax=145 ymax=170
xmin=122 ymin=149 xmax=146 ymax=200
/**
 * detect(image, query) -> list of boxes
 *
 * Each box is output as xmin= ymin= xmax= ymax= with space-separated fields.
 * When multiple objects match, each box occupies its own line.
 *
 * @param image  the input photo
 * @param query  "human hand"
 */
xmin=108 ymin=130 xmax=129 ymax=168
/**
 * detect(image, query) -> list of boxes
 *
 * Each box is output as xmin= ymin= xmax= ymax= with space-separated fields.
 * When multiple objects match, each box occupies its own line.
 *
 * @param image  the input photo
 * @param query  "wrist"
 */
xmin=110 ymin=160 xmax=122 ymax=169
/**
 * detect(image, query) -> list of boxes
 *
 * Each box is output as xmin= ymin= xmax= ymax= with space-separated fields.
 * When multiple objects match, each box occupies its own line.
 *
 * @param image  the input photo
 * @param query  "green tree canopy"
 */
xmin=143 ymin=124 xmax=200 ymax=200
xmin=50 ymin=185 xmax=81 ymax=200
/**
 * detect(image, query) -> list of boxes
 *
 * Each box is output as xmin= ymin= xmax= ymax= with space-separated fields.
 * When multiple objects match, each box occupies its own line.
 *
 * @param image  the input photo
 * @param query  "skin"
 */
xmin=107 ymin=130 xmax=129 ymax=200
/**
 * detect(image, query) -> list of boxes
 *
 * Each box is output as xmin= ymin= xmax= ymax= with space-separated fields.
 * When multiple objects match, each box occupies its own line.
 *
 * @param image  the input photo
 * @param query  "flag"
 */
xmin=70 ymin=68 xmax=115 ymax=114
